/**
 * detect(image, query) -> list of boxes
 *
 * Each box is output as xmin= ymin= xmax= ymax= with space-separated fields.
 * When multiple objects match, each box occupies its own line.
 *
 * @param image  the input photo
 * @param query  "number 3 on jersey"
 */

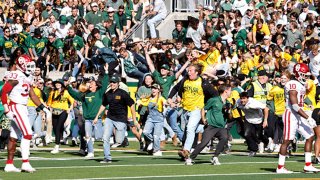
xmin=21 ymin=84 xmax=30 ymax=97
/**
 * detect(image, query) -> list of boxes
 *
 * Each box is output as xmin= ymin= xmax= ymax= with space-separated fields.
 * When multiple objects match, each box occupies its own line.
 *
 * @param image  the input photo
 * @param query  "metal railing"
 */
xmin=124 ymin=15 xmax=150 ymax=42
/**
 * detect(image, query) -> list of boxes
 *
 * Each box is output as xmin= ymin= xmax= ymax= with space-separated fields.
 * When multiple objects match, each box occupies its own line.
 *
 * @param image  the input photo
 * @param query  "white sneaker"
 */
xmin=4 ymin=164 xmax=21 ymax=172
xmin=201 ymin=146 xmax=210 ymax=153
xmin=304 ymin=165 xmax=320 ymax=173
xmin=51 ymin=145 xmax=59 ymax=154
xmin=111 ymin=143 xmax=122 ymax=148
xmin=258 ymin=142 xmax=264 ymax=153
xmin=85 ymin=153 xmax=94 ymax=158
xmin=185 ymin=158 xmax=194 ymax=165
xmin=63 ymin=138 xmax=68 ymax=145
xmin=276 ymin=167 xmax=293 ymax=174
xmin=274 ymin=144 xmax=280 ymax=153
xmin=211 ymin=157 xmax=221 ymax=165
xmin=147 ymin=143 xmax=153 ymax=151
xmin=153 ymin=151 xmax=162 ymax=156
xmin=21 ymin=162 xmax=36 ymax=173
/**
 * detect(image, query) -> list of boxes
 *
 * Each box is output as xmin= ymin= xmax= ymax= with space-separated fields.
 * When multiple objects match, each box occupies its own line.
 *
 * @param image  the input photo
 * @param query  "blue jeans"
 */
xmin=102 ymin=118 xmax=127 ymax=160
xmin=85 ymin=119 xmax=102 ymax=153
xmin=126 ymin=69 xmax=145 ymax=87
xmin=160 ymin=119 xmax=175 ymax=141
xmin=147 ymin=14 xmax=165 ymax=38
xmin=143 ymin=119 xmax=164 ymax=152
xmin=72 ymin=60 xmax=89 ymax=77
xmin=167 ymin=108 xmax=183 ymax=141
xmin=181 ymin=109 xmax=201 ymax=151
xmin=27 ymin=106 xmax=43 ymax=137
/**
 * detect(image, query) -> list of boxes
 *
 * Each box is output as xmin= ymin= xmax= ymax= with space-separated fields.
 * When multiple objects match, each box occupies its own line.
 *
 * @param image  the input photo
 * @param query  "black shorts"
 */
xmin=312 ymin=108 xmax=320 ymax=126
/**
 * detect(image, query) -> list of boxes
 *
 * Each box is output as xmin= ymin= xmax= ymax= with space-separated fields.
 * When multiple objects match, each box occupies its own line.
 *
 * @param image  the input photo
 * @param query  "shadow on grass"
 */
xmin=93 ymin=159 xmax=120 ymax=163
xmin=260 ymin=168 xmax=276 ymax=172
xmin=122 ymin=151 xmax=149 ymax=155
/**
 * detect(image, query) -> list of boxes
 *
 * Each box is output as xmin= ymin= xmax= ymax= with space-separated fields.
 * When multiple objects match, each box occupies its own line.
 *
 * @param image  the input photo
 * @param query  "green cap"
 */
xmin=59 ymin=15 xmax=68 ymax=25
xmin=212 ymin=14 xmax=218 ymax=18
xmin=110 ymin=74 xmax=120 ymax=83
xmin=160 ymin=64 xmax=170 ymax=70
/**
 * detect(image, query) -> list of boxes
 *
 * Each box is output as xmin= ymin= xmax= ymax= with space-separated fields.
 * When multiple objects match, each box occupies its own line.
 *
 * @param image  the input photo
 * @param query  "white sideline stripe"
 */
xmin=53 ymin=172 xmax=302 ymax=180
xmin=36 ymin=160 xmax=298 ymax=170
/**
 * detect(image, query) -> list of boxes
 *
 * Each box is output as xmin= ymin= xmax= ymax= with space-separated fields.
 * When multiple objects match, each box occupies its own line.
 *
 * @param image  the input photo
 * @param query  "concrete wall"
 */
xmin=156 ymin=12 xmax=198 ymax=40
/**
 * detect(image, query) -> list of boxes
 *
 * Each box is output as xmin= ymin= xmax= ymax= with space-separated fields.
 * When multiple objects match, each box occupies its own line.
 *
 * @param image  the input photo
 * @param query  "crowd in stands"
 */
xmin=2 ymin=0 xmax=320 ymax=171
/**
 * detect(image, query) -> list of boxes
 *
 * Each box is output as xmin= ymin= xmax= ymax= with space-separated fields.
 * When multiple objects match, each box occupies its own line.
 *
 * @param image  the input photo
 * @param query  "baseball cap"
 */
xmin=160 ymin=64 xmax=170 ymax=70
xmin=107 ymin=7 xmax=115 ymax=12
xmin=91 ymin=2 xmax=98 ymax=7
xmin=59 ymin=15 xmax=68 ymax=25
xmin=258 ymin=70 xmax=267 ymax=76
xmin=46 ymin=2 xmax=53 ymax=6
xmin=151 ymin=83 xmax=161 ymax=89
xmin=110 ymin=74 xmax=120 ymax=83
xmin=263 ymin=35 xmax=271 ymax=40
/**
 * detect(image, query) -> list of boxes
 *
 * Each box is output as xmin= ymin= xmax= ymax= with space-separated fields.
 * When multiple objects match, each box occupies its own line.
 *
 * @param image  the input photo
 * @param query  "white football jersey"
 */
xmin=7 ymin=70 xmax=34 ymax=105
xmin=284 ymin=79 xmax=306 ymax=109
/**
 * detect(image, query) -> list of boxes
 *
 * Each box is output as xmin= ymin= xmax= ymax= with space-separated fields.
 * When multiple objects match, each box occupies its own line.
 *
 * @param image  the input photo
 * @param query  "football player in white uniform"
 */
xmin=1 ymin=55 xmax=50 ymax=173
xmin=276 ymin=63 xmax=320 ymax=173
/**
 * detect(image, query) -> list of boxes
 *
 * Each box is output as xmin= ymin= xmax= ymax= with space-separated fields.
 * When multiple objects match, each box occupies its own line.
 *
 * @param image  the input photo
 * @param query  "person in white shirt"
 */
xmin=186 ymin=17 xmax=205 ymax=49
xmin=60 ymin=0 xmax=73 ymax=17
xmin=299 ymin=3 xmax=318 ymax=26
xmin=53 ymin=15 xmax=72 ymax=39
xmin=308 ymin=44 xmax=320 ymax=78
xmin=147 ymin=0 xmax=167 ymax=38
xmin=236 ymin=92 xmax=269 ymax=157
xmin=232 ymin=0 xmax=248 ymax=16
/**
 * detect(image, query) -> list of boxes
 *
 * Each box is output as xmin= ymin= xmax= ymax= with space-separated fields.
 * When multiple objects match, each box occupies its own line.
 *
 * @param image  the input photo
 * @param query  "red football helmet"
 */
xmin=16 ymin=54 xmax=35 ymax=75
xmin=293 ymin=63 xmax=310 ymax=84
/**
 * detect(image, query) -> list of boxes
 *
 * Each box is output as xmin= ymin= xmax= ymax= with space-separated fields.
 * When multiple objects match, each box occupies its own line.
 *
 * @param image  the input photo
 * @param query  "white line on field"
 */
xmin=36 ymin=160 xmax=299 ymax=170
xmin=53 ymin=172 xmax=302 ymax=180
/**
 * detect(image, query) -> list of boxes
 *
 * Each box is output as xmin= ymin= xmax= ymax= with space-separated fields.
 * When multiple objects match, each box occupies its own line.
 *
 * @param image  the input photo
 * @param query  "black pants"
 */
xmin=74 ymin=108 xmax=86 ymax=151
xmin=52 ymin=111 xmax=68 ymax=145
xmin=273 ymin=116 xmax=283 ymax=144
xmin=243 ymin=120 xmax=263 ymax=152
xmin=190 ymin=125 xmax=228 ymax=159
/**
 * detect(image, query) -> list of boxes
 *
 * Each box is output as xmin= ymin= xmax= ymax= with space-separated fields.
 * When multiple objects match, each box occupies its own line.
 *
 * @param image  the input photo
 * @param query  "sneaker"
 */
xmin=119 ymin=137 xmax=129 ymax=147
xmin=304 ymin=165 xmax=320 ymax=173
xmin=147 ymin=143 xmax=153 ymax=151
xmin=21 ymin=162 xmax=36 ymax=173
xmin=313 ymin=157 xmax=320 ymax=164
xmin=79 ymin=149 xmax=86 ymax=156
xmin=51 ymin=145 xmax=59 ymax=154
xmin=111 ymin=143 xmax=122 ymax=148
xmin=72 ymin=137 xmax=78 ymax=146
xmin=153 ymin=151 xmax=162 ymax=156
xmin=62 ymin=138 xmax=69 ymax=145
xmin=100 ymin=159 xmax=112 ymax=164
xmin=258 ymin=142 xmax=264 ymax=153
xmin=276 ymin=167 xmax=293 ymax=174
xmin=4 ymin=164 xmax=21 ymax=172
xmin=248 ymin=151 xmax=256 ymax=157
xmin=85 ymin=152 xmax=94 ymax=158
xmin=201 ymin=146 xmax=210 ymax=153
xmin=185 ymin=158 xmax=194 ymax=165
xmin=211 ymin=157 xmax=221 ymax=165
xmin=274 ymin=144 xmax=280 ymax=153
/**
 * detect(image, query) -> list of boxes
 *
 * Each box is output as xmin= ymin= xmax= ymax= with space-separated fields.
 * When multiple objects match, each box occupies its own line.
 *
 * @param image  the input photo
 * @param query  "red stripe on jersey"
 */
xmin=287 ymin=111 xmax=291 ymax=140
xmin=284 ymin=109 xmax=287 ymax=140
xmin=13 ymin=105 xmax=28 ymax=136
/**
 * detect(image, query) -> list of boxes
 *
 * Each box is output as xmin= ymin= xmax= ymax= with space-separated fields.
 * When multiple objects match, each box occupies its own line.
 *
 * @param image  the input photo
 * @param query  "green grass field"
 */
xmin=0 ymin=141 xmax=319 ymax=180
